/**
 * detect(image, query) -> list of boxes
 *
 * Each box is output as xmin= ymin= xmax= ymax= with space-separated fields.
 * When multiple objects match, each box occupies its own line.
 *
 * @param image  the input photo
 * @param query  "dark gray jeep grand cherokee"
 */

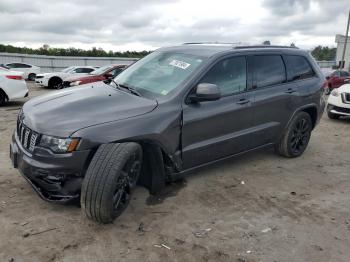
xmin=10 ymin=44 xmax=325 ymax=223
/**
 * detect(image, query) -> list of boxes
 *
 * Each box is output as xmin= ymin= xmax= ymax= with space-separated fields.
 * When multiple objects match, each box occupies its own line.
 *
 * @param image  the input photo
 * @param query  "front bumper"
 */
xmin=10 ymin=133 xmax=92 ymax=203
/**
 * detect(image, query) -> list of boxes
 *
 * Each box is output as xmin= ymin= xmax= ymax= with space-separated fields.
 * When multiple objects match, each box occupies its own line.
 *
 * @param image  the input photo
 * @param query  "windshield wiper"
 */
xmin=110 ymin=79 xmax=141 ymax=97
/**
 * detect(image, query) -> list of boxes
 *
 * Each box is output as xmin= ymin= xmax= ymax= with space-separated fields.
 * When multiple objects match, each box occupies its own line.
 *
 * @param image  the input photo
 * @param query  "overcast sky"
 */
xmin=0 ymin=0 xmax=349 ymax=51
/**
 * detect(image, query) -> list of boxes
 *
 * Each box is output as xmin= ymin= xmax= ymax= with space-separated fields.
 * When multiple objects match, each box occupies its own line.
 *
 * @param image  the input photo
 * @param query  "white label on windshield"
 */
xmin=169 ymin=60 xmax=191 ymax=69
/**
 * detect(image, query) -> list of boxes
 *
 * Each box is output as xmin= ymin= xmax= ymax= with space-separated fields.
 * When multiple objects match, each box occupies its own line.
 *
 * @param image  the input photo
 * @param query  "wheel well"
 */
xmin=0 ymin=88 xmax=9 ymax=101
xmin=48 ymin=76 xmax=62 ymax=87
xmin=302 ymin=107 xmax=317 ymax=128
xmin=138 ymin=142 xmax=171 ymax=195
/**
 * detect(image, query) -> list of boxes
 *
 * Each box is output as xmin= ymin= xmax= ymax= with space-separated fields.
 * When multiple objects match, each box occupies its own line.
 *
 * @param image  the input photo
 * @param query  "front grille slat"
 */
xmin=16 ymin=116 xmax=39 ymax=153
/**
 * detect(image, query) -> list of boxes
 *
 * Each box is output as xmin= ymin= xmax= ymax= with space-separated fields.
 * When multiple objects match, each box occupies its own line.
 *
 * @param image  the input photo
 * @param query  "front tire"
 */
xmin=81 ymin=143 xmax=142 ymax=223
xmin=327 ymin=107 xmax=340 ymax=120
xmin=275 ymin=112 xmax=312 ymax=158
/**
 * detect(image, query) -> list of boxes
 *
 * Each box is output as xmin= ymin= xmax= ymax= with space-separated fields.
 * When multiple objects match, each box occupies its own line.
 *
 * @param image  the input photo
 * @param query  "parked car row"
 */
xmin=0 ymin=63 xmax=126 ymax=105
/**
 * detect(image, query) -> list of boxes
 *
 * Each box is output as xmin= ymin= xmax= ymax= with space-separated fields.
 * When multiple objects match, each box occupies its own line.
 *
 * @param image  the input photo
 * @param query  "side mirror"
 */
xmin=325 ymin=76 xmax=330 ymax=80
xmin=104 ymin=73 xmax=113 ymax=78
xmin=189 ymin=83 xmax=221 ymax=102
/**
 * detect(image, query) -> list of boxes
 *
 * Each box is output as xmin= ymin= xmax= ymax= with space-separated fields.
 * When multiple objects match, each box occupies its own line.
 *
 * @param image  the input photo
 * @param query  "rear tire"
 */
xmin=81 ymin=143 xmax=142 ymax=223
xmin=0 ymin=91 xmax=6 ymax=106
xmin=28 ymin=73 xmax=36 ymax=81
xmin=275 ymin=112 xmax=312 ymax=158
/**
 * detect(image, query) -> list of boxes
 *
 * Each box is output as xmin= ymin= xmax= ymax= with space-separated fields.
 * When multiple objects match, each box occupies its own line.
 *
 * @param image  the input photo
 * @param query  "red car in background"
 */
xmin=63 ymin=64 xmax=126 ymax=88
xmin=324 ymin=69 xmax=350 ymax=94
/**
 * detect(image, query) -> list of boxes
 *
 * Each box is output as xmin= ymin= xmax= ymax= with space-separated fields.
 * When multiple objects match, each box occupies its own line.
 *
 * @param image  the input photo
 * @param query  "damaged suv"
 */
xmin=10 ymin=44 xmax=325 ymax=223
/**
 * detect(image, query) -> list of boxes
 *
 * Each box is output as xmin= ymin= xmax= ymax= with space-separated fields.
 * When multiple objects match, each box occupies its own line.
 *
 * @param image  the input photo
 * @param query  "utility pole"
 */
xmin=340 ymin=9 xmax=350 ymax=69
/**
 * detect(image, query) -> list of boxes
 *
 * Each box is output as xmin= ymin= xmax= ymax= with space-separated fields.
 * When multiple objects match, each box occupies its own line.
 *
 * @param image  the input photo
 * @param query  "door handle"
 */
xmin=236 ymin=99 xmax=250 ymax=105
xmin=285 ymin=88 xmax=297 ymax=94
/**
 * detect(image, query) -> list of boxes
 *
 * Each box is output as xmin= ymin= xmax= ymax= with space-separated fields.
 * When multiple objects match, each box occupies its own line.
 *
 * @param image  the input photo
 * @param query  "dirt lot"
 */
xmin=0 ymin=82 xmax=349 ymax=262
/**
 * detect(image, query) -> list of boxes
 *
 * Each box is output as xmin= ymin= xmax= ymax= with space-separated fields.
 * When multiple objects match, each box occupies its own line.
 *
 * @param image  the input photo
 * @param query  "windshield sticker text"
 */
xmin=169 ymin=60 xmax=191 ymax=69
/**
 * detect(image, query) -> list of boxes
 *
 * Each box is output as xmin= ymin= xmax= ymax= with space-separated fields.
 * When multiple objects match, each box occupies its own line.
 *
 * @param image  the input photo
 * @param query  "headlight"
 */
xmin=331 ymin=89 xmax=339 ymax=97
xmin=70 ymin=81 xmax=82 ymax=86
xmin=39 ymin=135 xmax=80 ymax=153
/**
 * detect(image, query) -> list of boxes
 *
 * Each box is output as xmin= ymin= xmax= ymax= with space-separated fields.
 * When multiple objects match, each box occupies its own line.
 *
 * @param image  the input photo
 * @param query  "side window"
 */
xmin=331 ymin=71 xmax=340 ymax=77
xmin=18 ymin=63 xmax=31 ymax=68
xmin=285 ymin=55 xmax=315 ymax=81
xmin=340 ymin=71 xmax=350 ymax=77
xmin=200 ymin=56 xmax=247 ymax=96
xmin=110 ymin=67 xmax=123 ymax=77
xmin=74 ymin=68 xmax=92 ymax=73
xmin=254 ymin=55 xmax=286 ymax=88
xmin=82 ymin=68 xmax=95 ymax=73
xmin=6 ymin=63 xmax=16 ymax=68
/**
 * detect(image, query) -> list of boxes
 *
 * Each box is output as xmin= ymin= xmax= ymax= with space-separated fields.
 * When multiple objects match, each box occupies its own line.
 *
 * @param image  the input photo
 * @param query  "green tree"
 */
xmin=311 ymin=46 xmax=336 ymax=61
xmin=0 ymin=43 xmax=151 ymax=58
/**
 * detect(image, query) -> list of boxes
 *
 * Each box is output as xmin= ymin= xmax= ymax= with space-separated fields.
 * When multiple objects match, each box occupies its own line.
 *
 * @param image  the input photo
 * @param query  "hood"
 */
xmin=22 ymin=82 xmax=158 ymax=137
xmin=64 ymin=74 xmax=99 ymax=82
xmin=338 ymin=83 xmax=350 ymax=92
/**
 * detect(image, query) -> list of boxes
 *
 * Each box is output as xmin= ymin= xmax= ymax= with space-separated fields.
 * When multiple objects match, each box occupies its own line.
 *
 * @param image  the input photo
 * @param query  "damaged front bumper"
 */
xmin=10 ymin=133 xmax=92 ymax=203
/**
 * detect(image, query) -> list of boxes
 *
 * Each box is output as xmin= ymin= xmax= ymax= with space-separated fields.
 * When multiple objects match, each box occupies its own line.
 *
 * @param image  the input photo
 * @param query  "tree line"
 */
xmin=0 ymin=44 xmax=151 ymax=58
xmin=0 ymin=43 xmax=337 ymax=61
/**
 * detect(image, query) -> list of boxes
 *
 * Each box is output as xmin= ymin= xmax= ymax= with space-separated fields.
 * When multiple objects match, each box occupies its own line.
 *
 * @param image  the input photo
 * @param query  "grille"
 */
xmin=343 ymin=93 xmax=350 ymax=103
xmin=17 ymin=115 xmax=40 ymax=152
xmin=334 ymin=106 xmax=350 ymax=114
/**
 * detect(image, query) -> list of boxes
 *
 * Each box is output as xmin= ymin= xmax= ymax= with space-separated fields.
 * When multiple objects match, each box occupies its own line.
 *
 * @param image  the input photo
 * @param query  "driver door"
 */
xmin=181 ymin=56 xmax=255 ymax=169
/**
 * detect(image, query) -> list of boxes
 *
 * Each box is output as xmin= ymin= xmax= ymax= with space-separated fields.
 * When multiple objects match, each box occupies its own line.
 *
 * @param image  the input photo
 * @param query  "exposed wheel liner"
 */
xmin=81 ymin=142 xmax=142 ymax=223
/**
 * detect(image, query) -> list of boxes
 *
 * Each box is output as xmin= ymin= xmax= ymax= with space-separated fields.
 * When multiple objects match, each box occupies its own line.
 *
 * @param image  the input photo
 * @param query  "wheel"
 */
xmin=327 ymin=108 xmax=340 ymax=120
xmin=0 ymin=91 xmax=6 ymax=106
xmin=81 ymin=143 xmax=142 ymax=223
xmin=275 ymin=112 xmax=312 ymax=158
xmin=28 ymin=73 xmax=36 ymax=81
xmin=49 ymin=77 xmax=62 ymax=89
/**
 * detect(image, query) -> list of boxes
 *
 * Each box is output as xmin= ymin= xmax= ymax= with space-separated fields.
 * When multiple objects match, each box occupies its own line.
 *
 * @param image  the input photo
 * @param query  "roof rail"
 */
xmin=234 ymin=45 xmax=298 ymax=49
xmin=182 ymin=42 xmax=244 ymax=45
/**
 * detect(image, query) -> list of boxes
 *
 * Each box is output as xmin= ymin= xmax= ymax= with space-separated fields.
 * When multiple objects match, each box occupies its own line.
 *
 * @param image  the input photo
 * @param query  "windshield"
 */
xmin=113 ymin=51 xmax=206 ymax=98
xmin=90 ymin=65 xmax=112 ymax=75
xmin=61 ymin=66 xmax=76 ymax=73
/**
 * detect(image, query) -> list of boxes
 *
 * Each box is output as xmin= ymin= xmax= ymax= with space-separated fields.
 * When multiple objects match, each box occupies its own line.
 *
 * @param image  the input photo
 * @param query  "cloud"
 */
xmin=0 ymin=0 xmax=348 ymax=51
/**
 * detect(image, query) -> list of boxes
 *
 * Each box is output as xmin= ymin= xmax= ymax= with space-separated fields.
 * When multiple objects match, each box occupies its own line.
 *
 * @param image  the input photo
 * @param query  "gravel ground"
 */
xmin=0 ymin=82 xmax=349 ymax=262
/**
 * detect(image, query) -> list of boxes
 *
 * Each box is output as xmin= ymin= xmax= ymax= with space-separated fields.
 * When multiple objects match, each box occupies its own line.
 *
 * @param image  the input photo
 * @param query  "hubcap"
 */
xmin=112 ymin=152 xmax=142 ymax=215
xmin=290 ymin=118 xmax=310 ymax=154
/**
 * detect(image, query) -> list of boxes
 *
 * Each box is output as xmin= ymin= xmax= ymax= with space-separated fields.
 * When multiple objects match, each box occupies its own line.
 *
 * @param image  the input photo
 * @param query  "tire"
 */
xmin=324 ymin=86 xmax=331 ymax=95
xmin=327 ymin=108 xmax=340 ymax=120
xmin=275 ymin=112 xmax=312 ymax=158
xmin=28 ymin=73 xmax=36 ymax=81
xmin=48 ymin=77 xmax=62 ymax=89
xmin=0 ymin=90 xmax=6 ymax=106
xmin=81 ymin=143 xmax=142 ymax=223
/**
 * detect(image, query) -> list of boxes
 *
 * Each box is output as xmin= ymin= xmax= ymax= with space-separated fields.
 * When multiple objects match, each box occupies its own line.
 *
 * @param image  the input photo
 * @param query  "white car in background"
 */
xmin=35 ymin=66 xmax=97 ymax=89
xmin=5 ymin=63 xmax=40 ymax=81
xmin=327 ymin=82 xmax=350 ymax=119
xmin=0 ymin=67 xmax=28 ymax=106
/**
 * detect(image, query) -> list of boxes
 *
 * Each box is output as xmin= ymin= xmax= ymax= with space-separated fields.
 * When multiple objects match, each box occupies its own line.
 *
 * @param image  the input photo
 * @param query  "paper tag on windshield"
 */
xmin=169 ymin=60 xmax=191 ymax=69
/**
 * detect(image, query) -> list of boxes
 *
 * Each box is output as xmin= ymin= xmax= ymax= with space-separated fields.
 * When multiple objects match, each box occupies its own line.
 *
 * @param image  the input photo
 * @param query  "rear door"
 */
xmin=249 ymin=54 xmax=299 ymax=147
xmin=182 ymin=55 xmax=255 ymax=169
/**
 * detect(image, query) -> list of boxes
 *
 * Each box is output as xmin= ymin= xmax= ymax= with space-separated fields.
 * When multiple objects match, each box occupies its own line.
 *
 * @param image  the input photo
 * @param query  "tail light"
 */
xmin=6 ymin=75 xmax=23 ymax=80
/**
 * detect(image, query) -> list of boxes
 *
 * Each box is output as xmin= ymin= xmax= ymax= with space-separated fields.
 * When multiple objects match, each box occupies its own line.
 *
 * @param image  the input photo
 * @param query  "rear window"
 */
xmin=285 ymin=55 xmax=315 ymax=81
xmin=254 ymin=55 xmax=286 ymax=88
